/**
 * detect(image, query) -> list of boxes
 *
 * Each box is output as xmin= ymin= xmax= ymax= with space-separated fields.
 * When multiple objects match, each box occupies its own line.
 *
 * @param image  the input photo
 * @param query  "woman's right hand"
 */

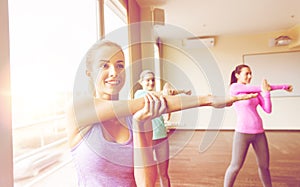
xmin=286 ymin=85 xmax=293 ymax=92
xmin=133 ymin=93 xmax=167 ymax=124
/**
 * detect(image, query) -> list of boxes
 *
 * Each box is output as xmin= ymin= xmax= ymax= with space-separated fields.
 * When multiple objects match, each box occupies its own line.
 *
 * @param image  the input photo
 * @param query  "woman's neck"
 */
xmin=95 ymin=92 xmax=119 ymax=100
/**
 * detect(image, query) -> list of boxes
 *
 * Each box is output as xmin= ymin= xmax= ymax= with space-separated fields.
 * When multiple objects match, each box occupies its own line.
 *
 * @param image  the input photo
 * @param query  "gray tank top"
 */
xmin=71 ymin=117 xmax=136 ymax=187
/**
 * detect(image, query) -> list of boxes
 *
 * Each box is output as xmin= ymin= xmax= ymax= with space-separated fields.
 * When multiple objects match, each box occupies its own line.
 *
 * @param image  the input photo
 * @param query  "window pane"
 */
xmin=104 ymin=0 xmax=127 ymax=35
xmin=104 ymin=0 xmax=130 ymax=99
xmin=9 ymin=0 xmax=98 ymax=185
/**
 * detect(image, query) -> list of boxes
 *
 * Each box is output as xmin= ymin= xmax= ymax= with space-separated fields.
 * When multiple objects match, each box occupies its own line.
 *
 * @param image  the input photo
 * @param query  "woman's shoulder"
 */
xmin=230 ymin=82 xmax=241 ymax=87
xmin=230 ymin=83 xmax=248 ymax=95
xmin=230 ymin=83 xmax=241 ymax=91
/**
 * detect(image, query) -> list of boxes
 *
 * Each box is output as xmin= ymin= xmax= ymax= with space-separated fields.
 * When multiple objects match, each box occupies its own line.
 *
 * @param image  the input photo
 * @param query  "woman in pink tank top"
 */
xmin=224 ymin=64 xmax=293 ymax=187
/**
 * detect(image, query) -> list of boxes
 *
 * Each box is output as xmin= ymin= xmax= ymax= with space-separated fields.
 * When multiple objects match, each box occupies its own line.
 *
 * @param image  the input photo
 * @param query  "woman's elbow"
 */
xmin=264 ymin=108 xmax=272 ymax=114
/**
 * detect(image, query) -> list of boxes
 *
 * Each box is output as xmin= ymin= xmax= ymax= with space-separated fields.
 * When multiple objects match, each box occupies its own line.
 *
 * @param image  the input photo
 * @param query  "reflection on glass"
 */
xmin=9 ymin=0 xmax=97 ymax=185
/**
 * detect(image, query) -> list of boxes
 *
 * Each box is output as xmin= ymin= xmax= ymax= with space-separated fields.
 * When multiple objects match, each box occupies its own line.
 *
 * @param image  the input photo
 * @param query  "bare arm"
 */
xmin=68 ymin=94 xmax=211 ymax=127
xmin=162 ymin=82 xmax=192 ymax=121
xmin=132 ymin=93 xmax=166 ymax=186
xmin=68 ymin=93 xmax=256 ymax=128
xmin=66 ymin=93 xmax=256 ymax=147
xmin=132 ymin=120 xmax=157 ymax=187
xmin=162 ymin=82 xmax=192 ymax=95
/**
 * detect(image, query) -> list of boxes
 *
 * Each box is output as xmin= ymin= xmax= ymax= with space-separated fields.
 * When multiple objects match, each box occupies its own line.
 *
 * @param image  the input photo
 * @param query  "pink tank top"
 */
xmin=71 ymin=117 xmax=136 ymax=187
xmin=230 ymin=83 xmax=289 ymax=134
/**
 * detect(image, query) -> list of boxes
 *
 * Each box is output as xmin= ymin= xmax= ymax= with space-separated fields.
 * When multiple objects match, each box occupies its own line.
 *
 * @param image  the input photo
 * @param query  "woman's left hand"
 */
xmin=261 ymin=79 xmax=271 ymax=92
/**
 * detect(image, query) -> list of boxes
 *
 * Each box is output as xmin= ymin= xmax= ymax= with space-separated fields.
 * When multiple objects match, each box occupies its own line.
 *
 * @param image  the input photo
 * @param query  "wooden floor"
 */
xmin=161 ymin=130 xmax=300 ymax=187
xmin=29 ymin=130 xmax=300 ymax=187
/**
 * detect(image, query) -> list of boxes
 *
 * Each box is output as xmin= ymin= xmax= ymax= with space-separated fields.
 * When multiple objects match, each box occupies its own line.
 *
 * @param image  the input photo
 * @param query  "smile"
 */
xmin=105 ymin=80 xmax=121 ymax=85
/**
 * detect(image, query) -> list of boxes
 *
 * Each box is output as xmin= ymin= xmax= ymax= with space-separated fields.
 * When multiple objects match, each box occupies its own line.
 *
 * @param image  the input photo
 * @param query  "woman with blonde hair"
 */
xmin=66 ymin=40 xmax=257 ymax=186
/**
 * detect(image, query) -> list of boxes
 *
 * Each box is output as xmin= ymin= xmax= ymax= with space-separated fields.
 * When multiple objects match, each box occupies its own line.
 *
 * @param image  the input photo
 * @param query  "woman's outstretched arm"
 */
xmin=66 ymin=93 xmax=257 ymax=147
xmin=231 ymin=82 xmax=293 ymax=95
xmin=270 ymin=84 xmax=293 ymax=92
xmin=68 ymin=95 xmax=210 ymax=129
xmin=69 ymin=93 xmax=257 ymax=128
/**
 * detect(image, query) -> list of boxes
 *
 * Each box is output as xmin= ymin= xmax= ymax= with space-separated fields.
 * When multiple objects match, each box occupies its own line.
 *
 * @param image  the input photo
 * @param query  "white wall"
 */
xmin=161 ymin=40 xmax=226 ymax=130
xmin=162 ymin=33 xmax=300 ymax=130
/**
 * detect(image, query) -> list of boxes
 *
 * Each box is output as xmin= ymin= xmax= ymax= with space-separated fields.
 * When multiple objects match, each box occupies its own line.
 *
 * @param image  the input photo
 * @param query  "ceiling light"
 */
xmin=275 ymin=35 xmax=292 ymax=46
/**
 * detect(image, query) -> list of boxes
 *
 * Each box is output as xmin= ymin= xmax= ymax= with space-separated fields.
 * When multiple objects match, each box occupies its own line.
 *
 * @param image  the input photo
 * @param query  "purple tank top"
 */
xmin=71 ymin=117 xmax=136 ymax=187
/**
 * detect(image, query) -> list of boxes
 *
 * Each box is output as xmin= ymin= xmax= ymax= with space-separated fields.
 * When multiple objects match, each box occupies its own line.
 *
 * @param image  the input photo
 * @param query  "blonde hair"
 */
xmin=85 ymin=39 xmax=124 ymax=72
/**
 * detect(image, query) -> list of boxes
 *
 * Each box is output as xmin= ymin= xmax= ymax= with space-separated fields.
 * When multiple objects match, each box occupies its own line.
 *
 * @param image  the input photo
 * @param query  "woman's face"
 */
xmin=140 ymin=73 xmax=155 ymax=91
xmin=89 ymin=45 xmax=125 ymax=99
xmin=236 ymin=67 xmax=252 ymax=84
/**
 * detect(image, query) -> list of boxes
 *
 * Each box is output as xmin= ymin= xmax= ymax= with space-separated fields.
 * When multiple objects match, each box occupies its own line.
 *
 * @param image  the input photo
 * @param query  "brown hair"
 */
xmin=230 ymin=64 xmax=250 ymax=85
xmin=139 ymin=69 xmax=155 ymax=82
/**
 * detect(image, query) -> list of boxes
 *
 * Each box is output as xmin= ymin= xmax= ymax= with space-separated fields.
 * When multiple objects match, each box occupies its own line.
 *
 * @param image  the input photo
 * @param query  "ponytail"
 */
xmin=230 ymin=70 xmax=237 ymax=85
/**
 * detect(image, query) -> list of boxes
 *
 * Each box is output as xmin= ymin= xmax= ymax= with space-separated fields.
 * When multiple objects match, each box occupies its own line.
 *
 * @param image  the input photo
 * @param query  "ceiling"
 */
xmin=136 ymin=0 xmax=300 ymax=40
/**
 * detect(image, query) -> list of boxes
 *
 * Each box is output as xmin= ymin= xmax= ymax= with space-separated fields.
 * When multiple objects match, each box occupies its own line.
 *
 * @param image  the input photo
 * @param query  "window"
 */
xmin=154 ymin=41 xmax=161 ymax=91
xmin=104 ymin=0 xmax=127 ymax=35
xmin=104 ymin=0 xmax=129 ymax=99
xmin=9 ymin=0 xmax=98 ymax=186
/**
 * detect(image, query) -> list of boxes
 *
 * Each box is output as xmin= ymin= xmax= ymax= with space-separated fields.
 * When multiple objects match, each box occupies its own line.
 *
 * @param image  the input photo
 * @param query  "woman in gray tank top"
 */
xmin=66 ymin=39 xmax=257 ymax=187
